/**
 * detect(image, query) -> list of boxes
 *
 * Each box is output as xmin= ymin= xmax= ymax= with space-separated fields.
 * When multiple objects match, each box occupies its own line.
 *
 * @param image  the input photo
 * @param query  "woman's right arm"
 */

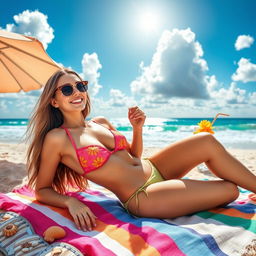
xmin=35 ymin=130 xmax=97 ymax=231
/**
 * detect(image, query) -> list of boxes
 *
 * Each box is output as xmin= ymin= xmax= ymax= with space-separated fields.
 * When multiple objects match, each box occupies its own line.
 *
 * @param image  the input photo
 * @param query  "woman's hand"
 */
xmin=128 ymin=106 xmax=146 ymax=130
xmin=66 ymin=197 xmax=97 ymax=231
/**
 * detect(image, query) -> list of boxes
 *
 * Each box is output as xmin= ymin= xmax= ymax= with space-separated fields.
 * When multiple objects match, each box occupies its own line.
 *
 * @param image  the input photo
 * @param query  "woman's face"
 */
xmin=51 ymin=73 xmax=88 ymax=112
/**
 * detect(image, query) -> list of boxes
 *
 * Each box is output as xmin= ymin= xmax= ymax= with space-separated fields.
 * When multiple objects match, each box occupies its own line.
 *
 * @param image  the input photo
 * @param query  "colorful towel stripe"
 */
xmin=0 ymin=184 xmax=255 ymax=256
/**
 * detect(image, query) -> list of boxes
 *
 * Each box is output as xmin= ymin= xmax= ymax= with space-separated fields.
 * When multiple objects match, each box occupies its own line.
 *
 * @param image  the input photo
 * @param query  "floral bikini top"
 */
xmin=61 ymin=120 xmax=128 ymax=174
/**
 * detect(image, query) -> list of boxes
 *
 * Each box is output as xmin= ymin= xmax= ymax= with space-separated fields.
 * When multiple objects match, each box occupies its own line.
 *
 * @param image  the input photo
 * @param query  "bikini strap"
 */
xmin=61 ymin=126 xmax=78 ymax=150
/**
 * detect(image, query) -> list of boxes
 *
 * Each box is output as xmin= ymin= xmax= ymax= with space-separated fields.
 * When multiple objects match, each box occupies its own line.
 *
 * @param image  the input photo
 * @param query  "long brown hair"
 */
xmin=26 ymin=68 xmax=91 ymax=194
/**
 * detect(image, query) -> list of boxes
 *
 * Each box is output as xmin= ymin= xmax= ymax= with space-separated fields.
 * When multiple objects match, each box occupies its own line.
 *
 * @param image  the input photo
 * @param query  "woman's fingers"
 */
xmin=73 ymin=214 xmax=82 ymax=230
xmin=131 ymin=113 xmax=146 ymax=121
xmin=129 ymin=106 xmax=139 ymax=115
xmin=78 ymin=213 xmax=91 ymax=231
xmin=132 ymin=112 xmax=145 ymax=119
xmin=72 ymin=210 xmax=97 ymax=231
xmin=67 ymin=197 xmax=97 ymax=231
xmin=90 ymin=212 xmax=98 ymax=226
xmin=130 ymin=109 xmax=145 ymax=119
xmin=128 ymin=106 xmax=146 ymax=127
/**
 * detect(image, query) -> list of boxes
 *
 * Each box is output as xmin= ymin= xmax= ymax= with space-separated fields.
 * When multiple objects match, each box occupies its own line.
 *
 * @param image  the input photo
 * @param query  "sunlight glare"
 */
xmin=138 ymin=10 xmax=160 ymax=33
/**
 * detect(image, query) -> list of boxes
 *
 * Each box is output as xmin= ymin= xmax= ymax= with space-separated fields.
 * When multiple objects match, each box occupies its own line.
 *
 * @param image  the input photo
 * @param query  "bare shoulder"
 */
xmin=91 ymin=116 xmax=116 ymax=130
xmin=92 ymin=116 xmax=108 ymax=124
xmin=44 ymin=128 xmax=66 ymax=149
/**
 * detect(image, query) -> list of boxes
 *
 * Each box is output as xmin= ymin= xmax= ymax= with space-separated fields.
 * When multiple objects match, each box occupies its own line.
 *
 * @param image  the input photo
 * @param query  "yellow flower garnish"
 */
xmin=193 ymin=113 xmax=230 ymax=134
xmin=193 ymin=120 xmax=215 ymax=134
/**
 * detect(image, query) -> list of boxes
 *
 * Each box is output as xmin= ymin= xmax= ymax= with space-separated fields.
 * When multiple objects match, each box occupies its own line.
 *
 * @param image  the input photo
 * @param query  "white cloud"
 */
xmin=204 ymin=75 xmax=246 ymax=107
xmin=210 ymin=82 xmax=247 ymax=105
xmin=232 ymin=58 xmax=256 ymax=83
xmin=130 ymin=28 xmax=209 ymax=100
xmin=235 ymin=35 xmax=254 ymax=51
xmin=206 ymin=75 xmax=219 ymax=92
xmin=4 ymin=10 xmax=54 ymax=49
xmin=0 ymin=92 xmax=38 ymax=118
xmin=138 ymin=94 xmax=169 ymax=109
xmin=109 ymin=89 xmax=126 ymax=107
xmin=81 ymin=53 xmax=102 ymax=96
xmin=249 ymin=92 xmax=256 ymax=105
xmin=128 ymin=28 xmax=255 ymax=117
xmin=109 ymin=89 xmax=137 ymax=107
xmin=88 ymin=89 xmax=137 ymax=119
xmin=0 ymin=99 xmax=8 ymax=112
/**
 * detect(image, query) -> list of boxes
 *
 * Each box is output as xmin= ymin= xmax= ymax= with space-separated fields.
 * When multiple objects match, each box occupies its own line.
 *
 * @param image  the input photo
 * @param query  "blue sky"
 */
xmin=0 ymin=0 xmax=256 ymax=118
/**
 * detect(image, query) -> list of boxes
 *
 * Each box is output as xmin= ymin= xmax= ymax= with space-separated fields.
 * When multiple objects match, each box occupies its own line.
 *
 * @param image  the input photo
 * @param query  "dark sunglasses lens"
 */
xmin=77 ymin=82 xmax=88 ymax=92
xmin=61 ymin=85 xmax=73 ymax=96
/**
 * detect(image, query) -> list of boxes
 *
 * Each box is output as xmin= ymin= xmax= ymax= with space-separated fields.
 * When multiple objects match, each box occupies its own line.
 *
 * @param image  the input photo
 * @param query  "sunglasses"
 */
xmin=54 ymin=81 xmax=88 ymax=96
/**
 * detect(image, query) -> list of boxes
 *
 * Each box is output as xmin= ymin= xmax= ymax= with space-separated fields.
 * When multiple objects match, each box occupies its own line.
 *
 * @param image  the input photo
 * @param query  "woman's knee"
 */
xmin=197 ymin=132 xmax=225 ymax=153
xmin=197 ymin=132 xmax=218 ymax=144
xmin=223 ymin=181 xmax=239 ymax=201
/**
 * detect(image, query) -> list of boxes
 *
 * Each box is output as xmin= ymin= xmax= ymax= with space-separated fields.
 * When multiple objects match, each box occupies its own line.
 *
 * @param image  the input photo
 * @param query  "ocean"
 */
xmin=0 ymin=118 xmax=256 ymax=149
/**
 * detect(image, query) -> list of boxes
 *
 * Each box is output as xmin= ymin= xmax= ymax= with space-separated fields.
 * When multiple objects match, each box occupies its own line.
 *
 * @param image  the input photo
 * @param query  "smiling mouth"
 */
xmin=70 ymin=98 xmax=83 ymax=104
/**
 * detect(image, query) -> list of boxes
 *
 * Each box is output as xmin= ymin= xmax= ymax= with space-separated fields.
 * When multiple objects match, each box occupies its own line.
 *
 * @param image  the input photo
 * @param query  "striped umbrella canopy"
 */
xmin=0 ymin=30 xmax=60 ymax=93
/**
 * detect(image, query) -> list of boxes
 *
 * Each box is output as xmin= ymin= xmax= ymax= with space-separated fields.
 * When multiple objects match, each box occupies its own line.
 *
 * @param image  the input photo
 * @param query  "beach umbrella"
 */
xmin=0 ymin=30 xmax=60 ymax=93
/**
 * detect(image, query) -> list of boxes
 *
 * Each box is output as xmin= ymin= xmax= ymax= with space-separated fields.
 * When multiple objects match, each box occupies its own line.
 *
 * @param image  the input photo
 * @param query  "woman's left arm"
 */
xmin=128 ymin=106 xmax=146 ymax=158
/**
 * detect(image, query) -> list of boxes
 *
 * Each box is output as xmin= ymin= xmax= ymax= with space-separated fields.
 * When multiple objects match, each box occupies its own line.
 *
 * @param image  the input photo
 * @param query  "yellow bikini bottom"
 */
xmin=122 ymin=159 xmax=164 ymax=215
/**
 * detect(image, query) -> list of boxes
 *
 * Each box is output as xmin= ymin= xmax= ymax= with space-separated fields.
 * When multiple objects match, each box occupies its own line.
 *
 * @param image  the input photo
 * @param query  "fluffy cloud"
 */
xmin=109 ymin=89 xmax=126 ymax=107
xmin=109 ymin=89 xmax=137 ymax=107
xmin=0 ymin=92 xmax=37 ymax=118
xmin=210 ymin=82 xmax=247 ymax=105
xmin=235 ymin=35 xmax=254 ymax=51
xmin=81 ymin=53 xmax=102 ymax=96
xmin=3 ymin=10 xmax=54 ymax=49
xmin=130 ymin=28 xmax=209 ymax=100
xmin=248 ymin=92 xmax=256 ymax=105
xmin=232 ymin=58 xmax=256 ymax=83
xmin=138 ymin=95 xmax=169 ymax=109
xmin=0 ymin=99 xmax=8 ymax=113
xmin=205 ymin=75 xmax=219 ymax=92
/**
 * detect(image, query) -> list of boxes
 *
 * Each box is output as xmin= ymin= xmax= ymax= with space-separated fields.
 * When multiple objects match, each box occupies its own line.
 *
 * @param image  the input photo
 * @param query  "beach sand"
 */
xmin=0 ymin=143 xmax=256 ymax=193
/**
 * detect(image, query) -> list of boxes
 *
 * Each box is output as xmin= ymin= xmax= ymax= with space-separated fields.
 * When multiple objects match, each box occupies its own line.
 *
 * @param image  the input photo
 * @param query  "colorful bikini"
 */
xmin=61 ymin=120 xmax=128 ymax=174
xmin=62 ymin=120 xmax=164 ymax=215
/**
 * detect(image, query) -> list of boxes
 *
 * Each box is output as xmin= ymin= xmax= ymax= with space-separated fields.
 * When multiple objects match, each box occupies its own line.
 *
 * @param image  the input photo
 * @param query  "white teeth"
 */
xmin=71 ymin=99 xmax=82 ymax=103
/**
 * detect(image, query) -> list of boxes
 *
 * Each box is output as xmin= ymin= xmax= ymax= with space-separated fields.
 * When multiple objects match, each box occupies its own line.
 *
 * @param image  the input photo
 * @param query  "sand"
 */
xmin=0 ymin=143 xmax=256 ymax=193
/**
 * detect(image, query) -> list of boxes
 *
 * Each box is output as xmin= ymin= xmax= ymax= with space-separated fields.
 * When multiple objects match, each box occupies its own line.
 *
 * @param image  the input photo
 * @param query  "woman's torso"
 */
xmin=58 ymin=120 xmax=152 ymax=202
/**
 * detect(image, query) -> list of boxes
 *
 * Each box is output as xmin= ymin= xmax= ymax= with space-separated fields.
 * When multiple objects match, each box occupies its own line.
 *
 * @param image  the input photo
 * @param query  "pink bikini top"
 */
xmin=61 ymin=120 xmax=128 ymax=174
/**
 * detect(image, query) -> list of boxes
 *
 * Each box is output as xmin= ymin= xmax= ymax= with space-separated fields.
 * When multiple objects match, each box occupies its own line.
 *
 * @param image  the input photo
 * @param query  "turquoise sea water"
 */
xmin=0 ymin=117 xmax=256 ymax=149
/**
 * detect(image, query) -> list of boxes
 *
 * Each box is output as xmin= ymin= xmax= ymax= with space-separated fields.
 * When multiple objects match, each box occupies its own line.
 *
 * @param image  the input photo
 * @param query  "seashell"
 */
xmin=21 ymin=248 xmax=30 ymax=252
xmin=21 ymin=242 xmax=33 ymax=248
xmin=51 ymin=248 xmax=63 ymax=256
xmin=3 ymin=223 xmax=18 ymax=237
xmin=0 ymin=214 xmax=11 ymax=222
xmin=31 ymin=240 xmax=39 ymax=247
xmin=43 ymin=226 xmax=66 ymax=242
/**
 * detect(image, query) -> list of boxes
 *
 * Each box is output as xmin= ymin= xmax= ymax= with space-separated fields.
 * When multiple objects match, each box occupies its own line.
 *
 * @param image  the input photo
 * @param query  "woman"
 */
xmin=26 ymin=68 xmax=256 ymax=232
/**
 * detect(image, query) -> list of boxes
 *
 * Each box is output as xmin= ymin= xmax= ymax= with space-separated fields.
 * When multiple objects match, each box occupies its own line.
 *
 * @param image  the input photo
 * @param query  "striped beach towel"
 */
xmin=0 ymin=182 xmax=255 ymax=256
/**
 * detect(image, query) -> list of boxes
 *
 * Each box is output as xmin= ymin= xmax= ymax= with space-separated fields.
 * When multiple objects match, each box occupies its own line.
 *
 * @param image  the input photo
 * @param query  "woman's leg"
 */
xmin=128 ymin=179 xmax=239 ymax=218
xmin=148 ymin=132 xmax=256 ymax=193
